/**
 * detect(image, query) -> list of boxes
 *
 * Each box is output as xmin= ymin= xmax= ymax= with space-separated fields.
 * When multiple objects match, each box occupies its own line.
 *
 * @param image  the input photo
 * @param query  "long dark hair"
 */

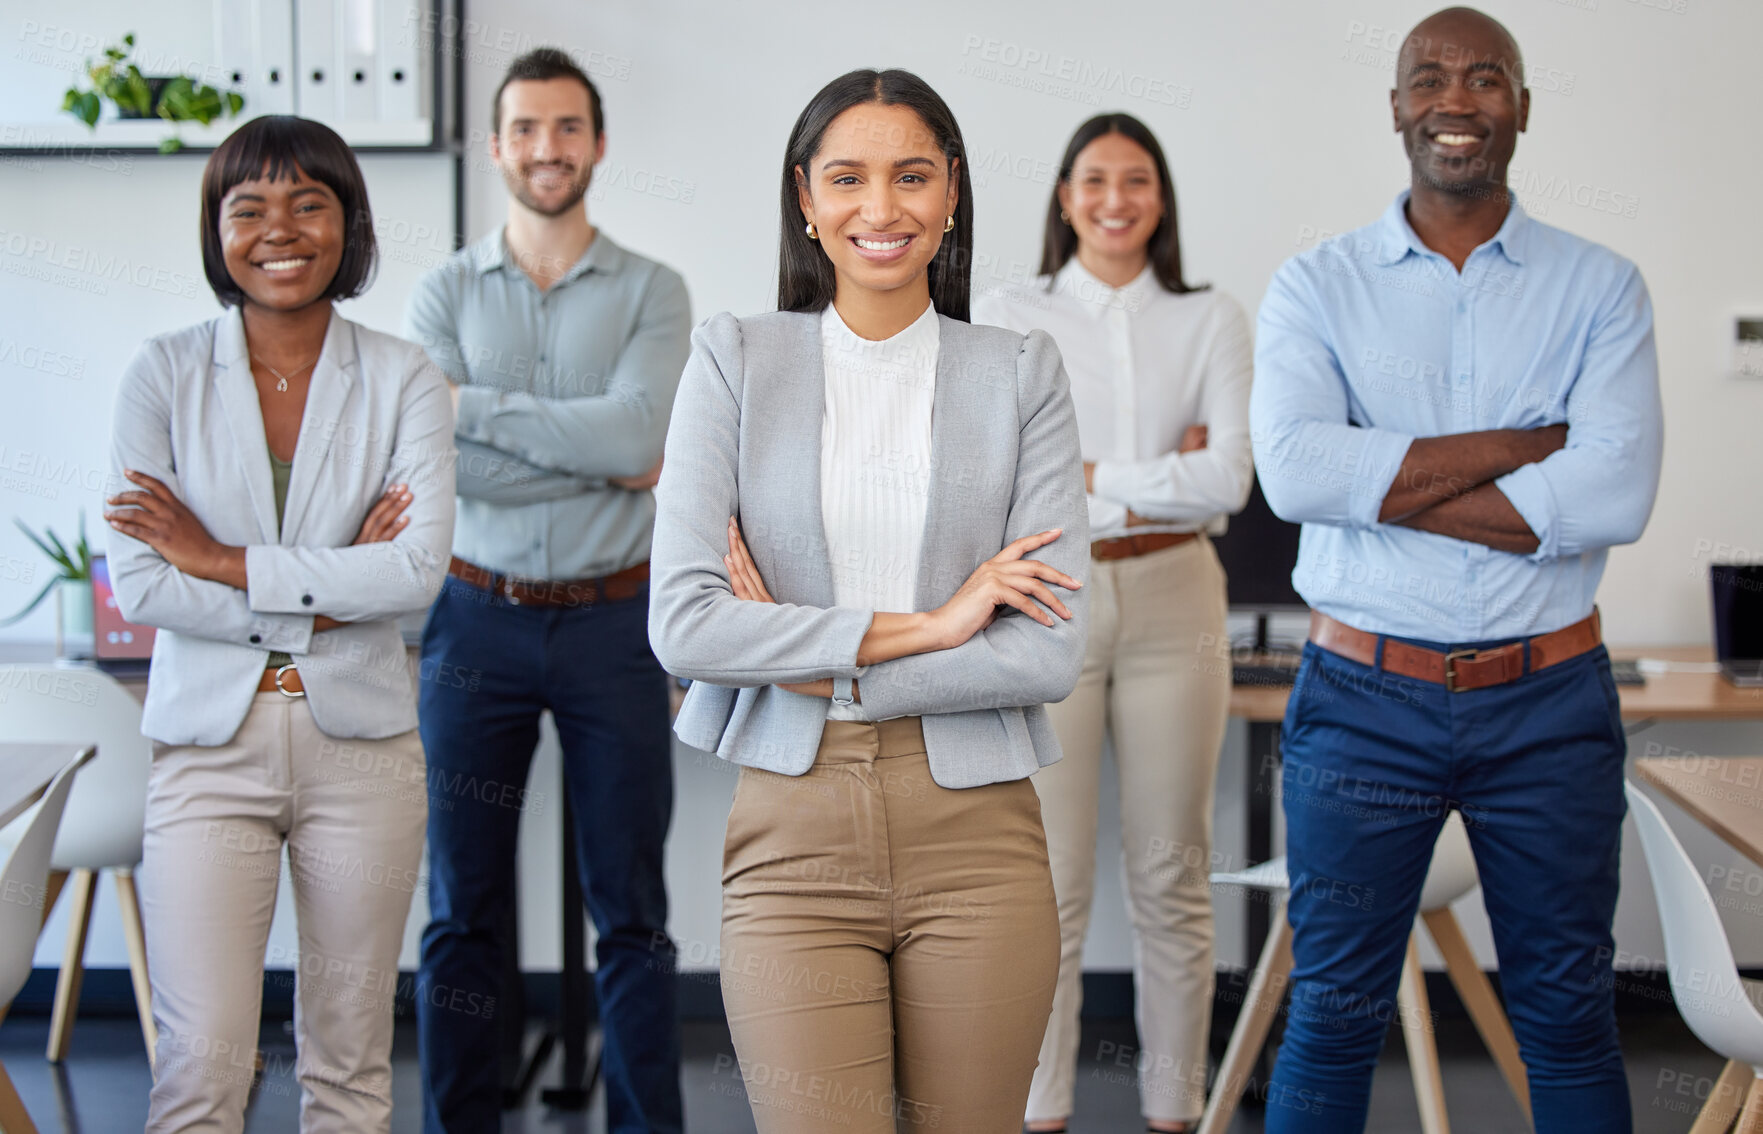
xmin=1039 ymin=112 xmax=1206 ymax=295
xmin=777 ymin=69 xmax=974 ymax=322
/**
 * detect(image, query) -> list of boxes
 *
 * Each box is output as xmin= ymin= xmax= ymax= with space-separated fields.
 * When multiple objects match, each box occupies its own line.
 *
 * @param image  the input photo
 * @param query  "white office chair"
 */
xmin=1626 ymin=781 xmax=1763 ymax=1134
xmin=0 ymin=748 xmax=92 ymax=1134
xmin=1198 ymin=811 xmax=1532 ymax=1134
xmin=0 ymin=666 xmax=155 ymax=1067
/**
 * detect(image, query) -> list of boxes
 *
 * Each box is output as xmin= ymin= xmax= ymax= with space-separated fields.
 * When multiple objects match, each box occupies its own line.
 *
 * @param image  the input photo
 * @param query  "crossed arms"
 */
xmin=1250 ymin=260 xmax=1663 ymax=559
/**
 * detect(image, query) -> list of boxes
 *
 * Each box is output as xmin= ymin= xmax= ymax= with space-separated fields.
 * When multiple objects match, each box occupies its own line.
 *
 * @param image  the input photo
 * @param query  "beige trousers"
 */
xmin=140 ymin=691 xmax=428 ymax=1134
xmin=720 ymin=717 xmax=1061 ymax=1133
xmin=1027 ymin=536 xmax=1230 ymax=1124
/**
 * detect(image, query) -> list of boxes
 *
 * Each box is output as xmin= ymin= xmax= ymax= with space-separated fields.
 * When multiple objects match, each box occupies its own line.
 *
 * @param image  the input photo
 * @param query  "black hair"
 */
xmin=777 ymin=69 xmax=973 ymax=322
xmin=494 ymin=47 xmax=603 ymax=137
xmin=200 ymin=115 xmax=376 ymax=308
xmin=1039 ymin=112 xmax=1206 ymax=295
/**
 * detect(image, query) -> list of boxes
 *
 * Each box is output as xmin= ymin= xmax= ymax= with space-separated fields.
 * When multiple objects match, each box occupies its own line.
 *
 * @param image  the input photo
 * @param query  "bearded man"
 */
xmin=405 ymin=46 xmax=690 ymax=1134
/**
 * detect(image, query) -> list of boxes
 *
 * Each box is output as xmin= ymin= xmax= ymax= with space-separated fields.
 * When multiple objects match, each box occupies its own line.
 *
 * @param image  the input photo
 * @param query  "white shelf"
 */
xmin=0 ymin=116 xmax=436 ymax=151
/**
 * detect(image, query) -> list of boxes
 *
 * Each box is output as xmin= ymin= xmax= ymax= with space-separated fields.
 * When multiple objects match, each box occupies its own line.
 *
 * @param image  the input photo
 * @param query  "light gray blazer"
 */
xmin=649 ymin=309 xmax=1089 ymax=789
xmin=108 ymin=307 xmax=456 ymax=746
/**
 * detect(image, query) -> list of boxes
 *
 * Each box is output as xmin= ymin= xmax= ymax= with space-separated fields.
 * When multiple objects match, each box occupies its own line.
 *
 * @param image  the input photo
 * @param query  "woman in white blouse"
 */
xmin=649 ymin=69 xmax=1088 ymax=1133
xmin=973 ymin=112 xmax=1253 ymax=1134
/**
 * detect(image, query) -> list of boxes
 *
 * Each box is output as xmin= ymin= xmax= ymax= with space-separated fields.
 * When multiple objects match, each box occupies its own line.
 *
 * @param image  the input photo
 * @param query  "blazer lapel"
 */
xmin=281 ymin=309 xmax=355 ymax=543
xmin=915 ymin=315 xmax=993 ymax=608
xmin=211 ymin=308 xmax=278 ymax=544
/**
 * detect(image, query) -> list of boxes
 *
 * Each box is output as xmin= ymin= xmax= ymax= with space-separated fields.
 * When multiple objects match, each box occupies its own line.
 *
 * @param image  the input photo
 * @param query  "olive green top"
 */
xmin=267 ymin=450 xmax=294 ymax=669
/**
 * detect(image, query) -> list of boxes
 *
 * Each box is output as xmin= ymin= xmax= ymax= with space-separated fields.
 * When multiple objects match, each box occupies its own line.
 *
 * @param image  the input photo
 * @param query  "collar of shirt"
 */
xmin=819 ymin=301 xmax=940 ymax=373
xmin=1374 ymin=187 xmax=1531 ymax=269
xmin=1051 ymin=257 xmax=1159 ymax=320
xmin=465 ymin=225 xmax=627 ymax=287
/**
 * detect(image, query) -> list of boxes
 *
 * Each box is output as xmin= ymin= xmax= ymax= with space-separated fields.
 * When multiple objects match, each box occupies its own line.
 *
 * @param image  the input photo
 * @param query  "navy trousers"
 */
xmin=416 ymin=575 xmax=682 ymax=1134
xmin=1265 ymin=635 xmax=1631 ymax=1133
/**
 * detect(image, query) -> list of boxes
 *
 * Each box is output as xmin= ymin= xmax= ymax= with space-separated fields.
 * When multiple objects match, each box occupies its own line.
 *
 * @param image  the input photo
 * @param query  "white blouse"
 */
xmin=973 ymin=259 xmax=1253 ymax=540
xmin=819 ymin=302 xmax=939 ymax=720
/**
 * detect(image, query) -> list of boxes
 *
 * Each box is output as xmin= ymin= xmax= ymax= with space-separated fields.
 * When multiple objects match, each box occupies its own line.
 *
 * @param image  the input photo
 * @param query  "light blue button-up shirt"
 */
xmin=1250 ymin=190 xmax=1662 ymax=642
xmin=405 ymin=229 xmax=691 ymax=579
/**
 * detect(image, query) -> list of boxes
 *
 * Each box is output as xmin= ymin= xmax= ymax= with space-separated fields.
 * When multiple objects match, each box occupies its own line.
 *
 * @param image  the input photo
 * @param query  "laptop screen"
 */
xmin=91 ymin=554 xmax=155 ymax=660
xmin=1711 ymin=563 xmax=1763 ymax=663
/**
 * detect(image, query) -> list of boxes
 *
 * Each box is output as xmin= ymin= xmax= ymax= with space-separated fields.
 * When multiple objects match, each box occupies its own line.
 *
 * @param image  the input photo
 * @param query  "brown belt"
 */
xmin=258 ymin=664 xmax=305 ymax=697
xmin=448 ymin=556 xmax=650 ymax=607
xmin=1091 ymin=531 xmax=1198 ymax=562
xmin=1308 ymin=609 xmax=1603 ymax=693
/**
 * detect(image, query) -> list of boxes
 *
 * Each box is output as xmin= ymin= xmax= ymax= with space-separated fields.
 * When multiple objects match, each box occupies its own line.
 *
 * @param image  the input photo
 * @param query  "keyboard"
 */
xmin=1232 ymin=657 xmax=1646 ymax=687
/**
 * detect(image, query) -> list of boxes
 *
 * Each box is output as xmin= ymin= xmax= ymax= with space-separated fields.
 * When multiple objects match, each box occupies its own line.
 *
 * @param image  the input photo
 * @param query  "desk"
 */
xmin=1633 ymin=756 xmax=1763 ymax=864
xmin=0 ymin=744 xmax=93 ymax=828
xmin=1229 ymin=647 xmax=1763 ymax=966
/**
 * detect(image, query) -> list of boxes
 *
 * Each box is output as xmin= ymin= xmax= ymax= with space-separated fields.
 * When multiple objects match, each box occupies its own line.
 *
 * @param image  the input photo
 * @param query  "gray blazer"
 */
xmin=649 ymin=310 xmax=1089 ymax=789
xmin=108 ymin=307 xmax=456 ymax=746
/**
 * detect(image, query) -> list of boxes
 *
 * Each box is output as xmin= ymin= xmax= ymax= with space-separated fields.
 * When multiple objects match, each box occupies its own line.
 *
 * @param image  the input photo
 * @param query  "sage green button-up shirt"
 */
xmin=404 ymin=228 xmax=691 ymax=579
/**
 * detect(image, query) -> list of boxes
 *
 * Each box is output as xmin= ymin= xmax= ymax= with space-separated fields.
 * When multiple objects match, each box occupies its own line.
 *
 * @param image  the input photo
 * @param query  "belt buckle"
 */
xmin=1442 ymin=648 xmax=1478 ymax=693
xmin=273 ymin=663 xmax=305 ymax=699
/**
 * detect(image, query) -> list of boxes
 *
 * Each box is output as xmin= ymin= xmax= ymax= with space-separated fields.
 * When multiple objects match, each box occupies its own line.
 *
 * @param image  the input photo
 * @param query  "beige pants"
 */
xmin=140 ymin=691 xmax=428 ymax=1134
xmin=1027 ymin=536 xmax=1230 ymax=1124
xmin=720 ymin=717 xmax=1060 ymax=1133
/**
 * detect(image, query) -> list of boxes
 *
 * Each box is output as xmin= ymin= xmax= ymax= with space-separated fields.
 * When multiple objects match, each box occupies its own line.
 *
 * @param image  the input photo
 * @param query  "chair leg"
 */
xmin=1197 ymin=913 xmax=1294 ymax=1134
xmin=45 ymin=868 xmax=95 ymax=1064
xmin=1734 ymin=1073 xmax=1763 ymax=1134
xmin=0 ymin=1059 xmax=40 ymax=1134
xmin=1421 ymin=907 xmax=1532 ymax=1125
xmin=113 ymin=870 xmax=156 ymax=1072
xmin=1693 ymin=1061 xmax=1752 ymax=1134
xmin=1398 ymin=934 xmax=1450 ymax=1134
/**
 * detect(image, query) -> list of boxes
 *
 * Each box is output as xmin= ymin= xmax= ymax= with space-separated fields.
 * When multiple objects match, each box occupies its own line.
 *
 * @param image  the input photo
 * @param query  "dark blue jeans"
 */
xmin=416 ymin=575 xmax=681 ymax=1134
xmin=1266 ymin=636 xmax=1630 ymax=1134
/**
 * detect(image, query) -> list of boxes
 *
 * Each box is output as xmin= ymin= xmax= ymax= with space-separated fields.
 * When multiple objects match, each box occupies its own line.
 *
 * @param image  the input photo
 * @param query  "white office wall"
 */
xmin=5 ymin=0 xmax=1763 ymax=982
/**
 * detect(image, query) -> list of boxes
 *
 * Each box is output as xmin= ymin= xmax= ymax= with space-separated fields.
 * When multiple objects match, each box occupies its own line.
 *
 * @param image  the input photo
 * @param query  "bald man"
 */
xmin=1249 ymin=7 xmax=1660 ymax=1130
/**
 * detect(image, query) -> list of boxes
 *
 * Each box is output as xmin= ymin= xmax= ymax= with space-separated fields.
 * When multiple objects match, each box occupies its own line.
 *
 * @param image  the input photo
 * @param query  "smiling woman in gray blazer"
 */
xmin=649 ymin=70 xmax=1088 ymax=1133
xmin=103 ymin=117 xmax=454 ymax=1134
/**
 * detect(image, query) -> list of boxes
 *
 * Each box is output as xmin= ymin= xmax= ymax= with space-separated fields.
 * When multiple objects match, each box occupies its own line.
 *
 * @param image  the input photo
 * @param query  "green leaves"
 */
xmin=61 ymin=89 xmax=101 ymax=128
xmin=0 ymin=513 xmax=92 ymax=626
xmin=60 ymin=32 xmax=246 ymax=143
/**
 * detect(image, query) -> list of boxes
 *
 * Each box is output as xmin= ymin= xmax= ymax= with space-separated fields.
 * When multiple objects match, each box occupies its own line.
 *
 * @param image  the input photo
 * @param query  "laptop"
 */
xmin=90 ymin=554 xmax=155 ymax=678
xmin=1711 ymin=563 xmax=1763 ymax=687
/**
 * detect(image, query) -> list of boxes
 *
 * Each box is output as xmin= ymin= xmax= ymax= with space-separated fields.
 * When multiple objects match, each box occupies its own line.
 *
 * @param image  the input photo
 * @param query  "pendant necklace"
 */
xmin=251 ymin=353 xmax=318 ymax=393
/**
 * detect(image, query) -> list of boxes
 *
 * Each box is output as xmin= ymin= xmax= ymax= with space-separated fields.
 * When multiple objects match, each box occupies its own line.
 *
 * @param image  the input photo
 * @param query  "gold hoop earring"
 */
xmin=943 ymin=215 xmax=955 ymax=233
xmin=805 ymin=222 xmax=818 ymax=240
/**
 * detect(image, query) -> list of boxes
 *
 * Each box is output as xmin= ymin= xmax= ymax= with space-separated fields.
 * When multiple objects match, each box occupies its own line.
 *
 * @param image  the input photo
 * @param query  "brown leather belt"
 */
xmin=258 ymin=664 xmax=305 ymax=697
xmin=1308 ymin=609 xmax=1603 ymax=693
xmin=1091 ymin=531 xmax=1198 ymax=562
xmin=448 ymin=556 xmax=650 ymax=608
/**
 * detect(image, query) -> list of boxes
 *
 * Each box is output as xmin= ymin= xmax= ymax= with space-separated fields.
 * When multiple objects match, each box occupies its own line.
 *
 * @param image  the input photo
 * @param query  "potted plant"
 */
xmin=1 ymin=514 xmax=94 ymax=658
xmin=62 ymin=33 xmax=246 ymax=154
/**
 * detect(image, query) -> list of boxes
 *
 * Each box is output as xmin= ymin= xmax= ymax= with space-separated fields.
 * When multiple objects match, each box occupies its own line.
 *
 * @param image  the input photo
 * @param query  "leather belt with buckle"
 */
xmin=448 ymin=556 xmax=650 ymax=608
xmin=1091 ymin=531 xmax=1198 ymax=562
xmin=258 ymin=663 xmax=305 ymax=697
xmin=1308 ymin=609 xmax=1603 ymax=693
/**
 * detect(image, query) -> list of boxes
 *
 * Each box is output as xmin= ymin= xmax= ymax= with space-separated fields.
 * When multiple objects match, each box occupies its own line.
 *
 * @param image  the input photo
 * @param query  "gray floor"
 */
xmin=0 ymin=1012 xmax=1728 ymax=1131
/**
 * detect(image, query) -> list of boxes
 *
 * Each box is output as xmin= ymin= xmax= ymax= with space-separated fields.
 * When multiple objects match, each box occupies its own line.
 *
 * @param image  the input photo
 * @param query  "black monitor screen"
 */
xmin=1712 ymin=564 xmax=1763 ymax=662
xmin=1212 ymin=475 xmax=1305 ymax=611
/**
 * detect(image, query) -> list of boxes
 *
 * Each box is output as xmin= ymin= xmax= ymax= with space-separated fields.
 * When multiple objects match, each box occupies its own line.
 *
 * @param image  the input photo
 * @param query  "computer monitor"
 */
xmin=1711 ymin=563 xmax=1763 ymax=686
xmin=91 ymin=554 xmax=154 ymax=675
xmin=1211 ymin=475 xmax=1307 ymax=649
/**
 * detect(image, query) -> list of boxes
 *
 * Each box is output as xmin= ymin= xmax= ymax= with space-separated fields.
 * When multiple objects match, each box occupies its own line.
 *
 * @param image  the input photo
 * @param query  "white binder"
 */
xmin=376 ymin=0 xmax=425 ymax=125
xmin=339 ymin=0 xmax=378 ymax=121
xmin=295 ymin=0 xmax=341 ymax=122
xmin=214 ymin=0 xmax=295 ymax=118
